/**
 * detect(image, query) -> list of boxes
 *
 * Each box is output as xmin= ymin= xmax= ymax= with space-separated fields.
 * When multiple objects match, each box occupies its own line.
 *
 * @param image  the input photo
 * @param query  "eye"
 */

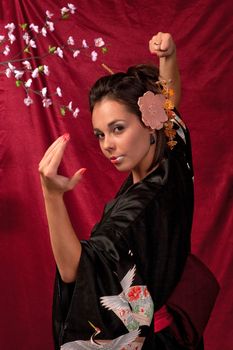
xmin=113 ymin=125 xmax=125 ymax=134
xmin=94 ymin=131 xmax=104 ymax=140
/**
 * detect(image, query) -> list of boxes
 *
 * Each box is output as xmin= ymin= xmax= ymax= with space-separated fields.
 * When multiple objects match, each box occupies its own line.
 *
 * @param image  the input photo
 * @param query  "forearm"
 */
xmin=43 ymin=193 xmax=82 ymax=283
xmin=159 ymin=51 xmax=181 ymax=108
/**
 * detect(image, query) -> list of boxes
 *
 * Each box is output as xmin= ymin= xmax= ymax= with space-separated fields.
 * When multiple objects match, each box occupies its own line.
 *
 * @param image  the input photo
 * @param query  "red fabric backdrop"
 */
xmin=0 ymin=1 xmax=232 ymax=349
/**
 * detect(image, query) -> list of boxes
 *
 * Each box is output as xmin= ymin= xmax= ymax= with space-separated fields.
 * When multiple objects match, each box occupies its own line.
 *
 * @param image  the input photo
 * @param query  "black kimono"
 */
xmin=52 ymin=115 xmax=201 ymax=350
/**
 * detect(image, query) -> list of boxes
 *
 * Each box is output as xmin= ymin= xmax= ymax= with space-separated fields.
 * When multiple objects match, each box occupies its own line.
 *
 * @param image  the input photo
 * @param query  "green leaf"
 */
xmin=38 ymin=65 xmax=44 ymax=72
xmin=101 ymin=47 xmax=108 ymax=54
xmin=23 ymin=46 xmax=30 ymax=53
xmin=20 ymin=23 xmax=28 ymax=30
xmin=16 ymin=80 xmax=22 ymax=87
xmin=48 ymin=45 xmax=56 ymax=54
xmin=62 ymin=13 xmax=69 ymax=20
xmin=60 ymin=107 xmax=66 ymax=116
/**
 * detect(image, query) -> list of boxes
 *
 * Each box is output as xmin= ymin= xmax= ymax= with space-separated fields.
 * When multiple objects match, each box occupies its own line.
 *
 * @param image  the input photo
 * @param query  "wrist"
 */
xmin=42 ymin=187 xmax=64 ymax=201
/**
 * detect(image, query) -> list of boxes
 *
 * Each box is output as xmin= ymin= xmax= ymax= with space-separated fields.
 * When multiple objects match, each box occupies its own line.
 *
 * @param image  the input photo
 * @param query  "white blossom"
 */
xmin=14 ymin=70 xmax=24 ymax=79
xmin=46 ymin=21 xmax=55 ymax=32
xmin=67 ymin=3 xmax=77 ymax=14
xmin=32 ymin=67 xmax=39 ymax=78
xmin=55 ymin=47 xmax=63 ymax=58
xmin=4 ymin=23 xmax=15 ymax=33
xmin=46 ymin=10 xmax=54 ymax=19
xmin=29 ymin=24 xmax=39 ymax=33
xmin=5 ymin=68 xmax=11 ymax=78
xmin=3 ymin=45 xmax=10 ymax=56
xmin=22 ymin=32 xmax=30 ymax=45
xmin=41 ymin=87 xmax=47 ymax=97
xmin=22 ymin=60 xmax=32 ymax=70
xmin=56 ymin=87 xmax=62 ymax=97
xmin=0 ymin=35 xmax=5 ymax=42
xmin=43 ymin=65 xmax=50 ymax=76
xmin=73 ymin=107 xmax=80 ymax=118
xmin=73 ymin=50 xmax=80 ymax=58
xmin=29 ymin=39 xmax=36 ymax=48
xmin=24 ymin=96 xmax=33 ymax=106
xmin=67 ymin=36 xmax=74 ymax=45
xmin=67 ymin=101 xmax=73 ymax=111
xmin=42 ymin=98 xmax=52 ymax=108
xmin=61 ymin=7 xmax=69 ymax=16
xmin=91 ymin=50 xmax=98 ymax=62
xmin=25 ymin=78 xmax=32 ymax=88
xmin=94 ymin=37 xmax=105 ymax=47
xmin=8 ymin=62 xmax=16 ymax=71
xmin=41 ymin=27 xmax=47 ymax=37
xmin=8 ymin=32 xmax=16 ymax=44
xmin=82 ymin=39 xmax=88 ymax=48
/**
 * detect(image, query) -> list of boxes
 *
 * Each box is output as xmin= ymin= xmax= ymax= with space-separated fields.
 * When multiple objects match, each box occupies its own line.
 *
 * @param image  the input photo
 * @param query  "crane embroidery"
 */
xmin=100 ymin=265 xmax=154 ymax=330
xmin=61 ymin=266 xmax=153 ymax=349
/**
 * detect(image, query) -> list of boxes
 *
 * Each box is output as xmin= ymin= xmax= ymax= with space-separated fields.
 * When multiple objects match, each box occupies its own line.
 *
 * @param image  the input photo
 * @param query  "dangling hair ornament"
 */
xmin=138 ymin=80 xmax=177 ymax=149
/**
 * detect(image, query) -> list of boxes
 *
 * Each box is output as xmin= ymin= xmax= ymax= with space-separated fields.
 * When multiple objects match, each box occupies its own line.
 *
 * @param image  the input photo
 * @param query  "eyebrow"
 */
xmin=93 ymin=119 xmax=125 ymax=132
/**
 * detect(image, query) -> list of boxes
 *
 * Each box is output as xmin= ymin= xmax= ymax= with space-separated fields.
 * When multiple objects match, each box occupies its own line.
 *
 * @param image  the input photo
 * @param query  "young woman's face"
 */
xmin=92 ymin=98 xmax=156 ymax=181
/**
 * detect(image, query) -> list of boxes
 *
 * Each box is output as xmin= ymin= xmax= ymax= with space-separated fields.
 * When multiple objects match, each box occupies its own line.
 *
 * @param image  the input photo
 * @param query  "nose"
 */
xmin=102 ymin=134 xmax=115 ymax=152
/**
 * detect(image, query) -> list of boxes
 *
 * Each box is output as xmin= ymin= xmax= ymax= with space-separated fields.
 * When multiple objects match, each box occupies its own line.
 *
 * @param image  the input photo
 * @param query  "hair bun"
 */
xmin=126 ymin=64 xmax=159 ymax=91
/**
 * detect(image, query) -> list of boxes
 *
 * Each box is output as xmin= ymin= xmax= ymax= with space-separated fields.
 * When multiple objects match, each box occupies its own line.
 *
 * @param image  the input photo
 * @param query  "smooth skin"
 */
xmin=39 ymin=32 xmax=180 ymax=283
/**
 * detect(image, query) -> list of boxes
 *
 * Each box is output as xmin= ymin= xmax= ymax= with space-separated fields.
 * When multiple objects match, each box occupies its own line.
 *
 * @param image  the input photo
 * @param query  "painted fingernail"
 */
xmin=79 ymin=168 xmax=87 ymax=175
xmin=62 ymin=133 xmax=70 ymax=142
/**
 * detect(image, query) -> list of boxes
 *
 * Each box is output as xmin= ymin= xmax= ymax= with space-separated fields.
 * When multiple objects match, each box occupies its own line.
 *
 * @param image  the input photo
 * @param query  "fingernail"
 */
xmin=79 ymin=168 xmax=87 ymax=175
xmin=62 ymin=133 xmax=70 ymax=142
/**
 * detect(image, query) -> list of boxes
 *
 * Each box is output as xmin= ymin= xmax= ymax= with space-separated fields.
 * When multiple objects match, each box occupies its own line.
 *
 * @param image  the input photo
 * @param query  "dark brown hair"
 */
xmin=89 ymin=64 xmax=167 ymax=168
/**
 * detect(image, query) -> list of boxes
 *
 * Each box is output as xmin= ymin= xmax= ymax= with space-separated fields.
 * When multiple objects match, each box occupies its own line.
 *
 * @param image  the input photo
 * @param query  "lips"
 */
xmin=110 ymin=155 xmax=124 ymax=164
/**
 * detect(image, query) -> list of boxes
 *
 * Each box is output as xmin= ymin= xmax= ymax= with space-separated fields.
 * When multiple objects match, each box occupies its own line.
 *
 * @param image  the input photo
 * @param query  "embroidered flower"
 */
xmin=3 ymin=45 xmax=10 ymax=56
xmin=42 ymin=98 xmax=52 ymax=108
xmin=41 ymin=27 xmax=47 ymax=37
xmin=8 ymin=33 xmax=16 ymax=44
xmin=41 ymin=87 xmax=47 ymax=97
xmin=128 ymin=286 xmax=142 ymax=302
xmin=31 ymin=67 xmax=39 ymax=78
xmin=45 ymin=10 xmax=54 ymax=19
xmin=91 ymin=50 xmax=98 ymax=61
xmin=14 ymin=70 xmax=24 ymax=79
xmin=43 ymin=65 xmax=50 ymax=76
xmin=94 ymin=37 xmax=105 ymax=47
xmin=73 ymin=49 xmax=80 ymax=58
xmin=143 ymin=288 xmax=150 ymax=298
xmin=82 ymin=39 xmax=88 ymax=48
xmin=73 ymin=107 xmax=79 ymax=118
xmin=46 ymin=21 xmax=55 ymax=32
xmin=29 ymin=24 xmax=39 ymax=33
xmin=25 ymin=78 xmax=32 ymax=88
xmin=24 ymin=96 xmax=33 ymax=106
xmin=67 ymin=36 xmax=74 ymax=45
xmin=22 ymin=60 xmax=32 ymax=70
xmin=0 ymin=35 xmax=5 ymax=42
xmin=138 ymin=91 xmax=168 ymax=130
xmin=67 ymin=3 xmax=77 ymax=14
xmin=56 ymin=87 xmax=62 ymax=97
xmin=55 ymin=47 xmax=63 ymax=58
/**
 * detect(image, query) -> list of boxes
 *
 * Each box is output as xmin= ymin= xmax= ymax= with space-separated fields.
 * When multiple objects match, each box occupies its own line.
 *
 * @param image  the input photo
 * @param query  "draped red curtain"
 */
xmin=0 ymin=1 xmax=232 ymax=349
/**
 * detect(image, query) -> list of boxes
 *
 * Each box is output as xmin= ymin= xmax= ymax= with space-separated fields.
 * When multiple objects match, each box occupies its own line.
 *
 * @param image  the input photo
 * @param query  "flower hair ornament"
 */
xmin=138 ymin=81 xmax=178 ymax=149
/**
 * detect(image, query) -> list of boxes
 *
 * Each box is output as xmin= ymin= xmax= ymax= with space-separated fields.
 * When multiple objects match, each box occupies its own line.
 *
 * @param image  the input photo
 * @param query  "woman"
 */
xmin=39 ymin=33 xmax=210 ymax=349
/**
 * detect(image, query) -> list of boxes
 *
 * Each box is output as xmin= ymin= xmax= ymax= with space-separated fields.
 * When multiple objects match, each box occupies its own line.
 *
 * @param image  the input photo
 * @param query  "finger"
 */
xmin=160 ymin=33 xmax=171 ymax=51
xmin=39 ymin=134 xmax=69 ymax=169
xmin=67 ymin=168 xmax=87 ymax=190
xmin=45 ymin=136 xmax=70 ymax=175
xmin=149 ymin=32 xmax=163 ymax=53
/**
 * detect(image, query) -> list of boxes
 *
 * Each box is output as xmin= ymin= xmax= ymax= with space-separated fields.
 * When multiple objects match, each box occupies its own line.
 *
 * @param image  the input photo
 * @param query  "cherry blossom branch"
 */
xmin=0 ymin=3 xmax=109 ymax=117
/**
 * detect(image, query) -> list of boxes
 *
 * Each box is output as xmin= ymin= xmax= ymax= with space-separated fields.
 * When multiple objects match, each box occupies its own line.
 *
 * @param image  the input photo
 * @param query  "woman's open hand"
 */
xmin=149 ymin=32 xmax=176 ymax=58
xmin=39 ymin=133 xmax=86 ymax=197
